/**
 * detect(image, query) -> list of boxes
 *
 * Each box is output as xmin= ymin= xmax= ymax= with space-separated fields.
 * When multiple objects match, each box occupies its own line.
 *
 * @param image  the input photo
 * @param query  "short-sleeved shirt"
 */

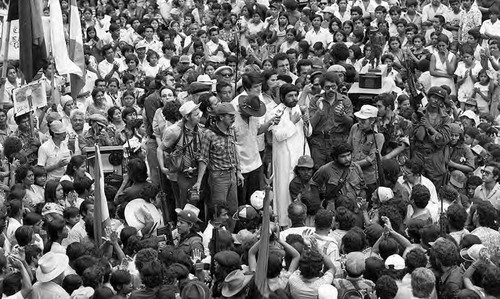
xmin=288 ymin=270 xmax=334 ymax=299
xmin=37 ymin=138 xmax=71 ymax=181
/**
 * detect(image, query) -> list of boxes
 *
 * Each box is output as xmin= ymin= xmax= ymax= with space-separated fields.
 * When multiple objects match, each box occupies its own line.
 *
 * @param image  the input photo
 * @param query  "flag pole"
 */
xmin=0 ymin=1 xmax=12 ymax=109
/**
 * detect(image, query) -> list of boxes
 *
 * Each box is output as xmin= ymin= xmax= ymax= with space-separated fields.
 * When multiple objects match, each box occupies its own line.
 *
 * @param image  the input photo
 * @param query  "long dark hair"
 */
xmin=44 ymin=218 xmax=66 ymax=254
xmin=44 ymin=180 xmax=60 ymax=203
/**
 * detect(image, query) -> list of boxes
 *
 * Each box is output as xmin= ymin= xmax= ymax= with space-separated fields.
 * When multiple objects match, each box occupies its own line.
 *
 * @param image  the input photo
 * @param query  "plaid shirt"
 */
xmin=199 ymin=124 xmax=240 ymax=172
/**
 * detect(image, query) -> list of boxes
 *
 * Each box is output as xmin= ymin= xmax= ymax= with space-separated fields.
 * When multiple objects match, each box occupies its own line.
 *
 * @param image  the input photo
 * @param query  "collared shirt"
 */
xmin=471 ymin=226 xmax=500 ymax=254
xmin=474 ymin=183 xmax=500 ymax=210
xmin=143 ymin=39 xmax=163 ymax=55
xmin=233 ymin=112 xmax=262 ymax=174
xmin=305 ymin=27 xmax=332 ymax=49
xmin=98 ymin=58 xmax=123 ymax=80
xmin=438 ymin=265 xmax=463 ymax=299
xmin=206 ymin=40 xmax=230 ymax=63
xmin=312 ymin=161 xmax=367 ymax=201
xmin=199 ymin=125 xmax=240 ymax=172
xmin=31 ymin=281 xmax=70 ymax=299
xmin=348 ymin=124 xmax=385 ymax=185
xmin=309 ymin=93 xmax=353 ymax=136
xmin=459 ymin=6 xmax=482 ymax=43
xmin=402 ymin=12 xmax=422 ymax=30
xmin=449 ymin=143 xmax=475 ymax=173
xmin=421 ymin=3 xmax=449 ymax=23
xmin=37 ymin=138 xmax=71 ymax=181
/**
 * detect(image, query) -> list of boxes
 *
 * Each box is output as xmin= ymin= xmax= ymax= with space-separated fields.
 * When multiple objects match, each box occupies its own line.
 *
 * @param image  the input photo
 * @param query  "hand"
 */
xmin=8 ymin=255 xmax=23 ymax=269
xmin=268 ymin=114 xmax=281 ymax=126
xmin=57 ymin=159 xmax=69 ymax=168
xmin=192 ymin=181 xmax=201 ymax=192
xmin=143 ymin=207 xmax=154 ymax=224
xmin=192 ymin=248 xmax=203 ymax=264
xmin=359 ymin=198 xmax=368 ymax=210
xmin=113 ymin=62 xmax=119 ymax=71
xmin=160 ymin=166 xmax=170 ymax=175
xmin=10 ymin=158 xmax=20 ymax=171
xmin=381 ymin=216 xmax=393 ymax=233
xmin=301 ymin=113 xmax=310 ymax=123
xmin=0 ymin=77 xmax=5 ymax=86
xmin=420 ymin=117 xmax=432 ymax=129
xmin=290 ymin=111 xmax=302 ymax=124
xmin=218 ymin=44 xmax=224 ymax=51
xmin=110 ymin=230 xmax=119 ymax=244
xmin=303 ymin=83 xmax=313 ymax=95
xmin=237 ymin=171 xmax=244 ymax=186
xmin=474 ymin=87 xmax=480 ymax=93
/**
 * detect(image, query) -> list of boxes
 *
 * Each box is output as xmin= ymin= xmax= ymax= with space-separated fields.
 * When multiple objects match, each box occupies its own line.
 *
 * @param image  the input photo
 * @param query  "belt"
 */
xmin=312 ymin=131 xmax=333 ymax=139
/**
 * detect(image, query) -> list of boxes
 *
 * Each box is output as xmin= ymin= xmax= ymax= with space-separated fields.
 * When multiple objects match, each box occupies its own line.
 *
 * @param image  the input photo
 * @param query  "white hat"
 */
xmin=467 ymin=244 xmax=488 ymax=261
xmin=179 ymin=101 xmax=200 ymax=117
xmin=41 ymin=202 xmax=64 ymax=216
xmin=60 ymin=95 xmax=73 ymax=108
xmin=135 ymin=40 xmax=147 ymax=50
xmin=385 ymin=254 xmax=405 ymax=270
xmin=460 ymin=110 xmax=479 ymax=125
xmin=318 ymin=284 xmax=338 ymax=299
xmin=36 ymin=252 xmax=69 ymax=282
xmin=214 ymin=65 xmax=233 ymax=76
xmin=354 ymin=105 xmax=378 ymax=119
xmin=250 ymin=190 xmax=265 ymax=210
xmin=124 ymin=198 xmax=163 ymax=231
xmin=322 ymin=6 xmax=336 ymax=15
xmin=196 ymin=74 xmax=214 ymax=86
xmin=377 ymin=187 xmax=394 ymax=203
xmin=50 ymin=120 xmax=67 ymax=134
xmin=327 ymin=64 xmax=346 ymax=73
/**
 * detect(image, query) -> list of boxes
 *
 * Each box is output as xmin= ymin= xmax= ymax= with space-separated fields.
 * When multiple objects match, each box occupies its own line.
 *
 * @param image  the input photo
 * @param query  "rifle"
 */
xmin=158 ymin=170 xmax=174 ymax=245
xmin=373 ymin=131 xmax=386 ymax=187
xmin=402 ymin=51 xmax=424 ymax=118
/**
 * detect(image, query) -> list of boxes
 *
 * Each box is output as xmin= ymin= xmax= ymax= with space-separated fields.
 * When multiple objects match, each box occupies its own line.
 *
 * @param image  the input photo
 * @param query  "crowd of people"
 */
xmin=3 ymin=0 xmax=500 ymax=298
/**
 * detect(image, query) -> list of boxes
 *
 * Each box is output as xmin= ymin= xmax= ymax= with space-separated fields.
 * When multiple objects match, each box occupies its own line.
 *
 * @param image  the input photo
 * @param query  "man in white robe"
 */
xmin=266 ymin=84 xmax=312 ymax=227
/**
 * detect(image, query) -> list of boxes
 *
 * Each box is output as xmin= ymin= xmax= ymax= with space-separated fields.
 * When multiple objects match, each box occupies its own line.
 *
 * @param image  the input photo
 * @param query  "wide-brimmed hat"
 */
xmin=322 ymin=6 xmax=335 ymax=14
xmin=179 ymin=101 xmax=200 ymax=117
xmin=238 ymin=95 xmax=266 ymax=117
xmin=449 ymin=170 xmax=467 ymax=189
xmin=36 ymin=252 xmax=69 ymax=282
xmin=221 ymin=270 xmax=254 ymax=297
xmin=214 ymin=66 xmax=233 ymax=76
xmin=233 ymin=205 xmax=259 ymax=220
xmin=179 ymin=55 xmax=191 ymax=64
xmin=354 ymin=105 xmax=378 ymax=119
xmin=89 ymin=114 xmax=108 ymax=127
xmin=181 ymin=280 xmax=210 ymax=299
xmin=216 ymin=102 xmax=237 ymax=115
xmin=50 ymin=120 xmax=66 ymax=134
xmin=124 ymin=198 xmax=163 ymax=231
xmin=175 ymin=203 xmax=201 ymax=224
xmin=135 ymin=40 xmax=147 ymax=50
xmin=41 ymin=202 xmax=64 ymax=216
xmin=189 ymin=82 xmax=212 ymax=94
xmin=196 ymin=74 xmax=214 ymax=86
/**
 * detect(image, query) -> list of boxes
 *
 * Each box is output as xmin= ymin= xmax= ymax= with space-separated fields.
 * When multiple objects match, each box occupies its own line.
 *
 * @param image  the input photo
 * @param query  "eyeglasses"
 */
xmin=220 ymin=73 xmax=233 ymax=77
xmin=320 ymin=2 xmax=328 ymax=4
xmin=324 ymin=85 xmax=336 ymax=90
xmin=481 ymin=169 xmax=493 ymax=176
xmin=242 ymin=102 xmax=261 ymax=111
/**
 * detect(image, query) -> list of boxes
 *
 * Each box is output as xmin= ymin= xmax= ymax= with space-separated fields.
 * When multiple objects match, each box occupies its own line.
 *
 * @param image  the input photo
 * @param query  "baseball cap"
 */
xmin=385 ymin=254 xmax=405 ymax=270
xmin=179 ymin=101 xmax=200 ymax=117
xmin=296 ymin=155 xmax=314 ymax=168
xmin=427 ymin=86 xmax=447 ymax=99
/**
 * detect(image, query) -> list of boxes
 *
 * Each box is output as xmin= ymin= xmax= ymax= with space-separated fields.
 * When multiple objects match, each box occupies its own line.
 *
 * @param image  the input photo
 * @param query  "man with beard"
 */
xmin=348 ymin=105 xmax=385 ymax=196
xmin=311 ymin=143 xmax=366 ymax=210
xmin=266 ymin=84 xmax=311 ymax=227
xmin=375 ymin=93 xmax=412 ymax=165
xmin=411 ymin=86 xmax=451 ymax=188
xmin=309 ymin=72 xmax=354 ymax=170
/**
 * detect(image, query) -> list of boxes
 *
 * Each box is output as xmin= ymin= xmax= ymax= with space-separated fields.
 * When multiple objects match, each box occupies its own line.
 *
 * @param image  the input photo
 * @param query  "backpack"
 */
xmin=335 ymin=279 xmax=377 ymax=299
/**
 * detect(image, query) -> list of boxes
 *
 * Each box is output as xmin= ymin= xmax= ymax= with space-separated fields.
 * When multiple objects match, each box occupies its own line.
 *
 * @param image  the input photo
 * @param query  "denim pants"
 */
xmin=208 ymin=169 xmax=238 ymax=231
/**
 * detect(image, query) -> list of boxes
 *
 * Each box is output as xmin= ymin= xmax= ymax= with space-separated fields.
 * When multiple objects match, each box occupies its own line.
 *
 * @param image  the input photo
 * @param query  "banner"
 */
xmin=12 ymin=80 xmax=47 ymax=116
xmin=0 ymin=10 xmax=19 ymax=60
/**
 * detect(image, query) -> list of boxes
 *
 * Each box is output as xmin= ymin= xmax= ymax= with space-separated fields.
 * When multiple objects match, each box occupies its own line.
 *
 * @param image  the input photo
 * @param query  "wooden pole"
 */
xmin=0 ymin=8 xmax=12 ymax=109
